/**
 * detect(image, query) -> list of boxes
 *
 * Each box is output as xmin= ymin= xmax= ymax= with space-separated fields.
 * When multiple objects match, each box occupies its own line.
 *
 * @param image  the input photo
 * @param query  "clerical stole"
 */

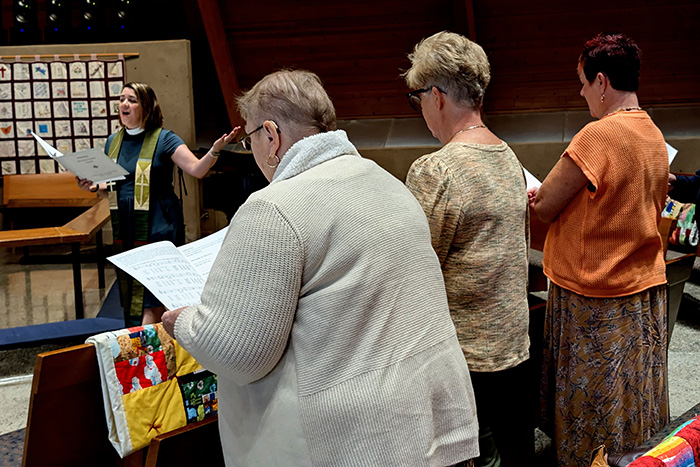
xmin=108 ymin=128 xmax=161 ymax=324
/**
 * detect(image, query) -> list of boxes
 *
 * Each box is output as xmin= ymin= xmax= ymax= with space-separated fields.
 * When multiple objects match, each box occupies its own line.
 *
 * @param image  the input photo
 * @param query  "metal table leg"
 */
xmin=71 ymin=242 xmax=84 ymax=319
xmin=96 ymin=229 xmax=105 ymax=289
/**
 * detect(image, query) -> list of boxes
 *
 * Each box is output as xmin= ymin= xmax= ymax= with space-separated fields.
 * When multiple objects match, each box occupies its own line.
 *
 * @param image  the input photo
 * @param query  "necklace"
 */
xmin=451 ymin=124 xmax=487 ymax=140
xmin=604 ymin=106 xmax=642 ymax=117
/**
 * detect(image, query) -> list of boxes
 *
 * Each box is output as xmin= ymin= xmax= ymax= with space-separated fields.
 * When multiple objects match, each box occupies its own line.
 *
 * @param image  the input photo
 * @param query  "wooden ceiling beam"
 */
xmin=464 ymin=0 xmax=477 ymax=41
xmin=451 ymin=0 xmax=477 ymax=41
xmin=197 ymin=0 xmax=243 ymax=127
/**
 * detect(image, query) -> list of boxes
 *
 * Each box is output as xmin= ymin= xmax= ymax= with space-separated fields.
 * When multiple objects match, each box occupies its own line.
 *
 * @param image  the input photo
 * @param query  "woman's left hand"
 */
xmin=527 ymin=187 xmax=539 ymax=209
xmin=212 ymin=127 xmax=242 ymax=154
xmin=162 ymin=307 xmax=186 ymax=337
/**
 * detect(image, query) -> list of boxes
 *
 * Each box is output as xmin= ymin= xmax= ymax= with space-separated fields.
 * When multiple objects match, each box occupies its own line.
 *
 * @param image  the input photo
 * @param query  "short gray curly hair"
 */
xmin=237 ymin=69 xmax=337 ymax=135
xmin=403 ymin=31 xmax=491 ymax=109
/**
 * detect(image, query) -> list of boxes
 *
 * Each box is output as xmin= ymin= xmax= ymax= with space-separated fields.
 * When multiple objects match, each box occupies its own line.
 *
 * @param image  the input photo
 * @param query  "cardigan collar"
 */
xmin=271 ymin=130 xmax=360 ymax=184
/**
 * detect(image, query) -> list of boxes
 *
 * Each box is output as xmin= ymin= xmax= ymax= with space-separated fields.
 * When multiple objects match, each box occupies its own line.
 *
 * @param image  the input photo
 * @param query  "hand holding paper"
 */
xmin=31 ymin=131 xmax=128 ymax=184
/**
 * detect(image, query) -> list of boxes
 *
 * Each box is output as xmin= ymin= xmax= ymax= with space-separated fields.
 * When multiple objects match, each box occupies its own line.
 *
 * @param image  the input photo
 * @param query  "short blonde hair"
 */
xmin=237 ymin=69 xmax=337 ymax=135
xmin=404 ymin=31 xmax=491 ymax=109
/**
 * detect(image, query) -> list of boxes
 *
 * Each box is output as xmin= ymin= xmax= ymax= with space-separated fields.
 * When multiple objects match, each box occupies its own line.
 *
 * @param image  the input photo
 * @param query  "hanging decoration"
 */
xmin=0 ymin=57 xmax=126 ymax=175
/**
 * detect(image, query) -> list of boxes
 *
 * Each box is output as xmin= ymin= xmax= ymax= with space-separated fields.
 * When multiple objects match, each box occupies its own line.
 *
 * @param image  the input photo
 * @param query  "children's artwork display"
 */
xmin=0 ymin=59 xmax=125 ymax=175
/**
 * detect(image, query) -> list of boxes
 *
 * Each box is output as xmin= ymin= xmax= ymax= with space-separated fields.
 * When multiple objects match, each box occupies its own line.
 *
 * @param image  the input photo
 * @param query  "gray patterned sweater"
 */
xmin=175 ymin=130 xmax=479 ymax=466
xmin=406 ymin=142 xmax=530 ymax=372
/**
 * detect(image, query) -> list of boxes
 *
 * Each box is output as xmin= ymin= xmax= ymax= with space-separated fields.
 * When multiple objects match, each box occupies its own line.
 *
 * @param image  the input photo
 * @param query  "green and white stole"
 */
xmin=108 ymin=127 xmax=161 ymax=325
xmin=108 ymin=128 xmax=162 ymax=244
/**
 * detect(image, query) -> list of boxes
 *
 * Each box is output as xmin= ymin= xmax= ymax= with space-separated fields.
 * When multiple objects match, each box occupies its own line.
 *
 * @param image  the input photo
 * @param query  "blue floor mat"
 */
xmin=0 ymin=282 xmax=125 ymax=350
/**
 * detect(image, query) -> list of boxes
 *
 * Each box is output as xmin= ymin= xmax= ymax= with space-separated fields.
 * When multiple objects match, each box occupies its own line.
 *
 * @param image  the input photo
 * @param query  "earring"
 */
xmin=266 ymin=154 xmax=280 ymax=168
xmin=600 ymin=94 xmax=605 ymax=102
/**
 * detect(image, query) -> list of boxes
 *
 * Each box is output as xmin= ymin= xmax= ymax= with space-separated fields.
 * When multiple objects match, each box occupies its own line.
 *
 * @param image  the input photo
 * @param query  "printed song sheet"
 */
xmin=108 ymin=227 xmax=228 ymax=310
xmin=178 ymin=228 xmax=228 ymax=279
xmin=31 ymin=131 xmax=128 ymax=184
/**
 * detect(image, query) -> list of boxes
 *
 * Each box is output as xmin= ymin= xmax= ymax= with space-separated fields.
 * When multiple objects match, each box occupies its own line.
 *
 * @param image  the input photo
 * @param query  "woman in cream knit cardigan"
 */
xmin=162 ymin=70 xmax=479 ymax=467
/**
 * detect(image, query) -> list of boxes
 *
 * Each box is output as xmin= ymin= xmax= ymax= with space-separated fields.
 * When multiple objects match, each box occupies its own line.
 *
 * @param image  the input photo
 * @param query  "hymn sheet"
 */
xmin=108 ymin=227 xmax=228 ymax=310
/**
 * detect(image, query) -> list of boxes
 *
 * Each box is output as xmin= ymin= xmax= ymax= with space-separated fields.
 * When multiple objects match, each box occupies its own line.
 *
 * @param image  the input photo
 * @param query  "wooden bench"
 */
xmin=23 ymin=343 xmax=225 ymax=467
xmin=0 ymin=173 xmax=110 ymax=319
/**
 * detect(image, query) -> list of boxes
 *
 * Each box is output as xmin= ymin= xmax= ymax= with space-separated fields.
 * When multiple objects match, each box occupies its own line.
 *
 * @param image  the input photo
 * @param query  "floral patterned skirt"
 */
xmin=540 ymin=283 xmax=669 ymax=467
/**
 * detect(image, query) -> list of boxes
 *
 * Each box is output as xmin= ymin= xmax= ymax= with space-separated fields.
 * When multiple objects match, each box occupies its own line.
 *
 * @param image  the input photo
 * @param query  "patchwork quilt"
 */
xmin=627 ymin=416 xmax=700 ymax=467
xmin=86 ymin=323 xmax=218 ymax=458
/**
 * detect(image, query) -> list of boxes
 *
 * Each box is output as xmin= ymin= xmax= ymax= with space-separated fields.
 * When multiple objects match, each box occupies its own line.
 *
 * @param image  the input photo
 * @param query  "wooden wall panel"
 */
xmin=474 ymin=0 xmax=700 ymax=113
xmin=218 ymin=0 xmax=465 ymax=119
xmin=0 ymin=0 xmax=696 ymax=119
xmin=206 ymin=0 xmax=698 ymax=117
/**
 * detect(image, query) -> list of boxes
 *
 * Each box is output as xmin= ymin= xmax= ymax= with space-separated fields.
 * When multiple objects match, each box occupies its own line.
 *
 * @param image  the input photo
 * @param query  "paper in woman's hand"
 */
xmin=31 ymin=131 xmax=128 ymax=184
xmin=523 ymin=167 xmax=542 ymax=190
xmin=107 ymin=227 xmax=228 ymax=310
xmin=666 ymin=142 xmax=678 ymax=165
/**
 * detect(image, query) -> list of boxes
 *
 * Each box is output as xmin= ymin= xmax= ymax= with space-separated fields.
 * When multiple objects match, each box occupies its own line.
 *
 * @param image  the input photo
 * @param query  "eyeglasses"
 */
xmin=239 ymin=124 xmax=264 ymax=151
xmin=238 ymin=121 xmax=281 ymax=150
xmin=406 ymin=86 xmax=446 ymax=111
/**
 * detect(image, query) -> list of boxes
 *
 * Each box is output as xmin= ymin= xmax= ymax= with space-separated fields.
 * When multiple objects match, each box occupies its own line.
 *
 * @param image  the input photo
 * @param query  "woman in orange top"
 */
xmin=528 ymin=33 xmax=669 ymax=466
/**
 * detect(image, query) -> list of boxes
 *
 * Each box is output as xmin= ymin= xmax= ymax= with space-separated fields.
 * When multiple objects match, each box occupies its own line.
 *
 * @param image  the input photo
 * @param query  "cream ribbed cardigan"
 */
xmin=175 ymin=131 xmax=479 ymax=467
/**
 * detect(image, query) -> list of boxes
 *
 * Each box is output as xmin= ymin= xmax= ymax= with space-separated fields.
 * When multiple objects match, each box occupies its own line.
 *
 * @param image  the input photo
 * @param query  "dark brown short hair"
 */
xmin=579 ymin=33 xmax=642 ymax=92
xmin=123 ymin=82 xmax=164 ymax=130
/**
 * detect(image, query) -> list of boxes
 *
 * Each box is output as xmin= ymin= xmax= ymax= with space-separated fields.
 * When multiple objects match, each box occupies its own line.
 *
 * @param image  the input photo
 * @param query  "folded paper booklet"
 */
xmin=107 ymin=227 xmax=228 ymax=310
xmin=667 ymin=142 xmax=678 ymax=165
xmin=31 ymin=131 xmax=128 ymax=184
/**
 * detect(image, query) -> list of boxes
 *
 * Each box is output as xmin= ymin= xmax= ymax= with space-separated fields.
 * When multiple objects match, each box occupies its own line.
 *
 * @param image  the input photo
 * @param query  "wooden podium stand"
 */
xmin=22 ymin=343 xmax=225 ymax=466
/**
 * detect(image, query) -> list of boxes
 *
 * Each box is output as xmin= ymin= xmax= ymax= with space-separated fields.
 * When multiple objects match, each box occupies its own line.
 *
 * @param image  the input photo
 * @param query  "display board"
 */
xmin=0 ymin=59 xmax=126 ymax=175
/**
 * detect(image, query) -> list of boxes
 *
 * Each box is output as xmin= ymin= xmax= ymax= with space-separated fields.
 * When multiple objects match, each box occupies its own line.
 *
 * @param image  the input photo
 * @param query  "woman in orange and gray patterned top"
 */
xmin=404 ymin=31 xmax=533 ymax=467
xmin=528 ymin=32 xmax=669 ymax=466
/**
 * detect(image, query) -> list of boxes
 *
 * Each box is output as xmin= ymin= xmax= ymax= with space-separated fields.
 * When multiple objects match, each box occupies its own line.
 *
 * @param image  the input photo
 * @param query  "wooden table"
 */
xmin=2 ymin=172 xmax=97 ymax=208
xmin=0 ymin=173 xmax=109 ymax=319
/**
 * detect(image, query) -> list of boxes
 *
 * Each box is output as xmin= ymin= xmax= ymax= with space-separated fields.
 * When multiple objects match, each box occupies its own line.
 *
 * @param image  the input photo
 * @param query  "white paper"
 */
xmin=523 ymin=167 xmax=542 ymax=190
xmin=177 ymin=227 xmax=228 ymax=279
xmin=32 ymin=130 xmax=63 ymax=157
xmin=666 ymin=142 xmax=678 ymax=165
xmin=31 ymin=131 xmax=128 ymax=184
xmin=107 ymin=228 xmax=227 ymax=310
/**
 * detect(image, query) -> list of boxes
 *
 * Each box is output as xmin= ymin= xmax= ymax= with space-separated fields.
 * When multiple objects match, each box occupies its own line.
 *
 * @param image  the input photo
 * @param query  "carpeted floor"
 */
xmin=0 ymin=429 xmax=24 ymax=467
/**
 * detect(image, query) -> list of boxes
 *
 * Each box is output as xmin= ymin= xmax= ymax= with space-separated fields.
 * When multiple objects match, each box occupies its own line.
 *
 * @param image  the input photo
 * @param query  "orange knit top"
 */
xmin=542 ymin=111 xmax=668 ymax=297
